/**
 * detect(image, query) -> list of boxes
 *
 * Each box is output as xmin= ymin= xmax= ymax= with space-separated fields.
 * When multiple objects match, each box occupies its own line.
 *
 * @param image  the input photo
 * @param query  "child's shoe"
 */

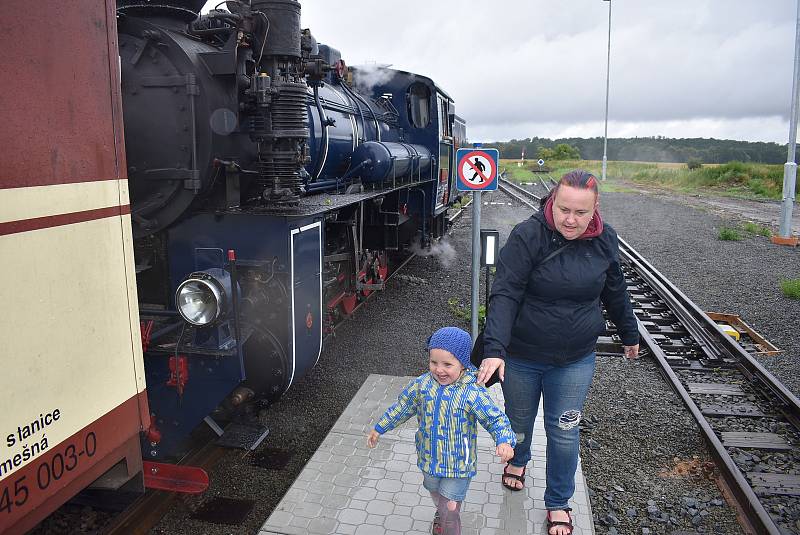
xmin=431 ymin=510 xmax=442 ymax=535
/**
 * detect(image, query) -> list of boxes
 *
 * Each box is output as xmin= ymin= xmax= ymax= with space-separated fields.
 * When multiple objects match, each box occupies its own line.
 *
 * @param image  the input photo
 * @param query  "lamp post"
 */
xmin=601 ymin=0 xmax=612 ymax=181
xmin=773 ymin=0 xmax=800 ymax=246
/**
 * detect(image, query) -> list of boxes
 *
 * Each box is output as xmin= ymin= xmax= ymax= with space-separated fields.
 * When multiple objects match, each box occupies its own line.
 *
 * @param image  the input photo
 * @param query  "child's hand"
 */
xmin=496 ymin=443 xmax=514 ymax=462
xmin=367 ymin=430 xmax=380 ymax=448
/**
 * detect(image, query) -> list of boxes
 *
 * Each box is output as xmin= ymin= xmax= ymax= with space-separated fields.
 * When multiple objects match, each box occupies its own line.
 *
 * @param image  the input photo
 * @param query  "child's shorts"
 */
xmin=422 ymin=473 xmax=471 ymax=502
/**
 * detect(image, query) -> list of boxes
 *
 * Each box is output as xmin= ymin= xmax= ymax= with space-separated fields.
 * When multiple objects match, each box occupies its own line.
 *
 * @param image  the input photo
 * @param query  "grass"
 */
xmin=718 ymin=227 xmax=742 ymax=241
xmin=499 ymin=158 xmax=798 ymax=202
xmin=448 ymin=297 xmax=486 ymax=328
xmin=780 ymin=278 xmax=800 ymax=299
xmin=742 ymin=222 xmax=772 ymax=237
xmin=592 ymin=181 xmax=639 ymax=194
xmin=500 ymin=163 xmax=545 ymax=183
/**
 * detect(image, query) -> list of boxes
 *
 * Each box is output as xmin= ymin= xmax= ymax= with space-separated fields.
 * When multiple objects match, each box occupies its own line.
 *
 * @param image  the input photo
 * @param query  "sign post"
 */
xmin=456 ymin=148 xmax=499 ymax=341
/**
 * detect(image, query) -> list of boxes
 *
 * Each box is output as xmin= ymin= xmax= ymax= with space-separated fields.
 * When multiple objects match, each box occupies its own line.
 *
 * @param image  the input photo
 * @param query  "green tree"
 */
xmin=488 ymin=137 xmax=793 ymax=164
xmin=552 ymin=143 xmax=581 ymax=160
xmin=687 ymin=157 xmax=703 ymax=170
xmin=537 ymin=146 xmax=555 ymax=160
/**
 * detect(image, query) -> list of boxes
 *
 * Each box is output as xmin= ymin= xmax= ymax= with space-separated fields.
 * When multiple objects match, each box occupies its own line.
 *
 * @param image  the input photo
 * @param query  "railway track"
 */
xmin=498 ymin=176 xmax=800 ymax=535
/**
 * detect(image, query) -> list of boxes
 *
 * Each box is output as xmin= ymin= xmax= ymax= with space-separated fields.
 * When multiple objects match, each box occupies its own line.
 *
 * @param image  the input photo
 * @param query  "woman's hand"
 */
xmin=367 ymin=430 xmax=380 ymax=448
xmin=496 ymin=443 xmax=514 ymax=462
xmin=477 ymin=357 xmax=505 ymax=385
xmin=623 ymin=344 xmax=640 ymax=359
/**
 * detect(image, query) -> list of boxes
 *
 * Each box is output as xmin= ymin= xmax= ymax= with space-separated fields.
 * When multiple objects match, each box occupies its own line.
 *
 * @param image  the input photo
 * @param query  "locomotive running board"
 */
xmin=215 ymin=422 xmax=270 ymax=451
xmin=204 ymin=415 xmax=270 ymax=451
xmin=143 ymin=461 xmax=209 ymax=494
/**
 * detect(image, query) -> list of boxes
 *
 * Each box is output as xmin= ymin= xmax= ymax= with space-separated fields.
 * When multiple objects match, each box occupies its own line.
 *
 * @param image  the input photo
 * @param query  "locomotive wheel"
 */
xmin=242 ymin=323 xmax=289 ymax=401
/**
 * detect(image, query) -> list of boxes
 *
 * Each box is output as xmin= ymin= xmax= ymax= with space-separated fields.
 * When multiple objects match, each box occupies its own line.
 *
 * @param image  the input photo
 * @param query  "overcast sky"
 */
xmin=204 ymin=1 xmax=798 ymax=144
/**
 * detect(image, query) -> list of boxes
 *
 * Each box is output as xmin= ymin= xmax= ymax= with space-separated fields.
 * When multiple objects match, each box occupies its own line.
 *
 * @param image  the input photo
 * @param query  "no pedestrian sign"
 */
xmin=456 ymin=148 xmax=499 ymax=191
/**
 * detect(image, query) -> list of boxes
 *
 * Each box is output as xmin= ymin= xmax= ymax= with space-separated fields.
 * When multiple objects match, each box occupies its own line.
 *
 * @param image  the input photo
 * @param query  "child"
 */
xmin=367 ymin=326 xmax=516 ymax=535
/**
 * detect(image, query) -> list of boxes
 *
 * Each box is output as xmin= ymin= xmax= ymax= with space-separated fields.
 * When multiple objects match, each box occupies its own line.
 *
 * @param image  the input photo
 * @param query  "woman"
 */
xmin=477 ymin=170 xmax=639 ymax=535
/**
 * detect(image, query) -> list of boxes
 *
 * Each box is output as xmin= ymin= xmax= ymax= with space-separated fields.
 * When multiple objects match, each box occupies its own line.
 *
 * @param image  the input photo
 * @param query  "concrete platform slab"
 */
xmin=259 ymin=374 xmax=594 ymax=535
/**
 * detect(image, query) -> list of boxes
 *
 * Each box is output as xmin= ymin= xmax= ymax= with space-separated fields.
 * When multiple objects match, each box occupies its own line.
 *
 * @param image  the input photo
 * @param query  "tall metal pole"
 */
xmin=601 ymin=0 xmax=612 ymax=181
xmin=777 ymin=0 xmax=800 ymax=241
xmin=471 ymin=191 xmax=482 ymax=341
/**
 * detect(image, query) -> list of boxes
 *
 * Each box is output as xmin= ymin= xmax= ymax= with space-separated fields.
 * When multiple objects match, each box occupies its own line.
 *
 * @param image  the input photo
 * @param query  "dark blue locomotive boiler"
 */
xmin=120 ymin=0 xmax=467 ymax=459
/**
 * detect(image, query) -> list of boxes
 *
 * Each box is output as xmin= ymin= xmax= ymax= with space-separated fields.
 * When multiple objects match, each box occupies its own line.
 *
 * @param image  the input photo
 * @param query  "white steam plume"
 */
xmin=411 ymin=237 xmax=457 ymax=269
xmin=353 ymin=63 xmax=396 ymax=94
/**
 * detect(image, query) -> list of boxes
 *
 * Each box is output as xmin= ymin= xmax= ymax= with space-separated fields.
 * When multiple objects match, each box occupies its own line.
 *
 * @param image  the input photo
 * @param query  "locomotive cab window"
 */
xmin=438 ymin=94 xmax=451 ymax=138
xmin=407 ymin=82 xmax=431 ymax=128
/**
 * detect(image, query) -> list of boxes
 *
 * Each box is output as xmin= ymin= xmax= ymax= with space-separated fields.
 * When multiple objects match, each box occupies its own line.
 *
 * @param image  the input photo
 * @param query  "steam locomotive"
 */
xmin=122 ymin=0 xmax=467 ymax=459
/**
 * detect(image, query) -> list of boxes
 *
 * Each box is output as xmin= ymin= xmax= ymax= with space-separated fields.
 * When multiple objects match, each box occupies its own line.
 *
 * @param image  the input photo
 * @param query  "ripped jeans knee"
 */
xmin=557 ymin=409 xmax=582 ymax=430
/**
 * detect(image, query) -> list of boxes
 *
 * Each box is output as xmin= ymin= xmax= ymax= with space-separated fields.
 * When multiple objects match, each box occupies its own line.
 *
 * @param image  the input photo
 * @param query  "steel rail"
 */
xmin=619 ymin=238 xmax=800 ymax=424
xmin=500 ymin=177 xmax=542 ymax=203
xmin=498 ymin=181 xmax=539 ymax=208
xmin=620 ymin=242 xmax=781 ymax=535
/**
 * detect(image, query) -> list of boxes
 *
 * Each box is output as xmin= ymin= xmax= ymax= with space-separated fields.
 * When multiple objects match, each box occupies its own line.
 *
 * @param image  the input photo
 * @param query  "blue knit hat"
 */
xmin=428 ymin=327 xmax=474 ymax=369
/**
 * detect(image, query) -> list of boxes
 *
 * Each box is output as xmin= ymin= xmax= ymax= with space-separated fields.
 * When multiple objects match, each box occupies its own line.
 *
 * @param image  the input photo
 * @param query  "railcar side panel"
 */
xmin=0 ymin=1 xmax=147 ymax=533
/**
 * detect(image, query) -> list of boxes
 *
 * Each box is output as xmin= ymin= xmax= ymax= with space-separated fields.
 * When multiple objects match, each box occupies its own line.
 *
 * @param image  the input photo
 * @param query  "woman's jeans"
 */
xmin=501 ymin=352 xmax=595 ymax=510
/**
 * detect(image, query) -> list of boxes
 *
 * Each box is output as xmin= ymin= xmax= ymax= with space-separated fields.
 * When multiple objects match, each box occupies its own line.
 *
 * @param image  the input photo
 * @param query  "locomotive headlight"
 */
xmin=175 ymin=270 xmax=230 ymax=326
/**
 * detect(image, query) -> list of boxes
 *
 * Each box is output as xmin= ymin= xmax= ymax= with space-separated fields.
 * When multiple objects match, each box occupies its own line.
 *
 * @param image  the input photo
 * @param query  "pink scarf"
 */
xmin=543 ymin=195 xmax=603 ymax=239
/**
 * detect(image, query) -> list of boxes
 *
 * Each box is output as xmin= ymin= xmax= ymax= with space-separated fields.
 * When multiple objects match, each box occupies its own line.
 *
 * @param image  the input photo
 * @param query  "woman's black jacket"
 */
xmin=483 ymin=210 xmax=639 ymax=365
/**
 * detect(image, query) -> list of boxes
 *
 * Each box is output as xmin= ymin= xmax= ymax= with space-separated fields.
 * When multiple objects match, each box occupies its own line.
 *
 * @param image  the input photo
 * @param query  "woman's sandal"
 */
xmin=546 ymin=508 xmax=574 ymax=535
xmin=501 ymin=464 xmax=526 ymax=491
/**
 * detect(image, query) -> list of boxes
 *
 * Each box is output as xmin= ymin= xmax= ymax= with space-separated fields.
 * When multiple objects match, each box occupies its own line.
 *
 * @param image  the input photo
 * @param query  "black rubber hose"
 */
xmin=345 ymin=82 xmax=381 ymax=141
xmin=313 ymin=85 xmax=330 ymax=179
xmin=340 ymin=81 xmax=366 ymax=142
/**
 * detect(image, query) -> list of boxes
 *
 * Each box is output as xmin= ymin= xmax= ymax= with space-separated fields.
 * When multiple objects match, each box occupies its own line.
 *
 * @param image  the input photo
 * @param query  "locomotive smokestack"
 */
xmin=251 ymin=0 xmax=302 ymax=62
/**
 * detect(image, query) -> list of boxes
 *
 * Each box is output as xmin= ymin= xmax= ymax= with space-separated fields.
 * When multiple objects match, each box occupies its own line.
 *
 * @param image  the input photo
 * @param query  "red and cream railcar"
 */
xmin=0 ymin=1 xmax=149 ymax=533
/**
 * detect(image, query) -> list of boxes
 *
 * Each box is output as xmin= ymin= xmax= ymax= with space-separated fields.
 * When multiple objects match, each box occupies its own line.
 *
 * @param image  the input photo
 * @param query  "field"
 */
xmin=499 ymin=159 xmax=798 ymax=201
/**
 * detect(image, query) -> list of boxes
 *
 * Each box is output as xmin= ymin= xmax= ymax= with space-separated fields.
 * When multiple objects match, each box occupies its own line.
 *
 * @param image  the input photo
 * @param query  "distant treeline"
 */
xmin=487 ymin=136 xmax=793 ymax=164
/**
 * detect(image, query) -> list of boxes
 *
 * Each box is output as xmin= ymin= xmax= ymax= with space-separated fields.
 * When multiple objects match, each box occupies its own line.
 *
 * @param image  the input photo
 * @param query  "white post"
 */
xmin=777 ymin=0 xmax=800 ymax=241
xmin=601 ymin=0 xmax=612 ymax=181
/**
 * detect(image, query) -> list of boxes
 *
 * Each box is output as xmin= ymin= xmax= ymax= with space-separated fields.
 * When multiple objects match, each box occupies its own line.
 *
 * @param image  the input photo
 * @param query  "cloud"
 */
xmin=206 ymin=0 xmax=797 ymax=142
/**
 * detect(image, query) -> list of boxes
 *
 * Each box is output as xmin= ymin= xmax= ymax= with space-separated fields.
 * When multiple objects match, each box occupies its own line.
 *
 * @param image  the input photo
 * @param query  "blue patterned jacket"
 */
xmin=374 ymin=370 xmax=516 ymax=478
